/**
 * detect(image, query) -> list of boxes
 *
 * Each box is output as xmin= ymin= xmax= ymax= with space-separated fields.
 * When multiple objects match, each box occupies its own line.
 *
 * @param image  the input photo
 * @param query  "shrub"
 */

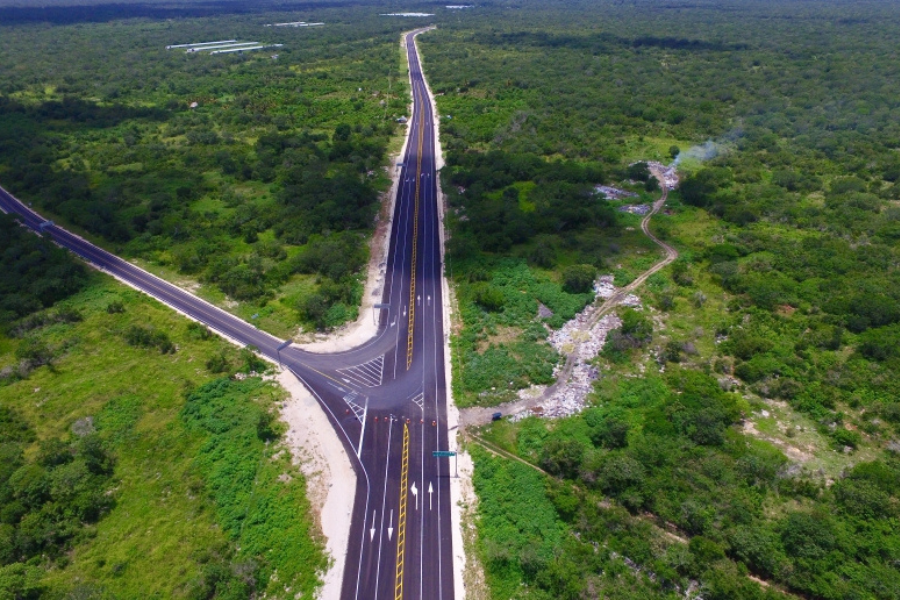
xmin=561 ymin=264 xmax=596 ymax=294
xmin=472 ymin=283 xmax=505 ymax=312
xmin=123 ymin=325 xmax=174 ymax=354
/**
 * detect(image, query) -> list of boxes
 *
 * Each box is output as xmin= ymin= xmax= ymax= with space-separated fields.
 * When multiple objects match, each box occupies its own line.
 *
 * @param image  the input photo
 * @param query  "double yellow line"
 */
xmin=406 ymin=92 xmax=426 ymax=370
xmin=394 ymin=423 xmax=410 ymax=600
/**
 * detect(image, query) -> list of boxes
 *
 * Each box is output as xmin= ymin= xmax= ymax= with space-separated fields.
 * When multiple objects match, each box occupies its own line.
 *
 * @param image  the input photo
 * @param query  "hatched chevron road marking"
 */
xmin=337 ymin=355 xmax=385 ymax=388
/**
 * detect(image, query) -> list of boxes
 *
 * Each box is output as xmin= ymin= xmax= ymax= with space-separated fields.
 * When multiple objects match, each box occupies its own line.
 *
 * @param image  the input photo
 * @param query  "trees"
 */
xmin=0 ymin=214 xmax=88 ymax=325
xmin=561 ymin=264 xmax=596 ymax=294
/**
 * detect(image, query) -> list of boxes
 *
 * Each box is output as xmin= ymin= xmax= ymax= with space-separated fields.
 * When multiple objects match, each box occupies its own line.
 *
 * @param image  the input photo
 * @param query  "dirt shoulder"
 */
xmin=276 ymin=371 xmax=356 ymax=600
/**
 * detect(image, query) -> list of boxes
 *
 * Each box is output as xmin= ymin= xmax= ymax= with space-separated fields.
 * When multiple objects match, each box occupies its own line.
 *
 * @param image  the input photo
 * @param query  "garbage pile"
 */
xmin=522 ymin=307 xmax=622 ymax=419
xmin=646 ymin=161 xmax=680 ymax=190
xmin=594 ymin=275 xmax=616 ymax=299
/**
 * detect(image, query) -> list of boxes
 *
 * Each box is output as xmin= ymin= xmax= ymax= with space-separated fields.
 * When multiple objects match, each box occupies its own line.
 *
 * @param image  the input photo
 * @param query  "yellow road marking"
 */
xmin=406 ymin=92 xmax=426 ymax=370
xmin=394 ymin=423 xmax=410 ymax=600
xmin=301 ymin=363 xmax=356 ymax=389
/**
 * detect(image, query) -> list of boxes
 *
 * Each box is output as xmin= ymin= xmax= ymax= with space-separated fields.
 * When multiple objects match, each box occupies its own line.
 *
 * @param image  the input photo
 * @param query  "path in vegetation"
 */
xmin=460 ymin=169 xmax=677 ymax=427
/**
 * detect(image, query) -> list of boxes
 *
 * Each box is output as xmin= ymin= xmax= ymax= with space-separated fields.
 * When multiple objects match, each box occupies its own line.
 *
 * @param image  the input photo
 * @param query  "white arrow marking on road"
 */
xmin=370 ymin=511 xmax=376 ymax=541
xmin=428 ymin=482 xmax=433 ymax=511
xmin=417 ymin=295 xmax=421 ymax=306
xmin=411 ymin=482 xmax=418 ymax=510
xmin=427 ymin=295 xmax=431 ymax=306
xmin=403 ymin=306 xmax=407 ymax=317
xmin=388 ymin=509 xmax=394 ymax=541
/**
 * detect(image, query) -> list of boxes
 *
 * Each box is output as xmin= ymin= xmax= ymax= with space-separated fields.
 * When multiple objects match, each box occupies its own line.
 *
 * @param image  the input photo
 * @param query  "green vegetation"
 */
xmin=180 ymin=378 xmax=326 ymax=598
xmin=474 ymin=370 xmax=900 ymax=599
xmin=0 ymin=223 xmax=324 ymax=598
xmin=420 ymin=0 xmax=900 ymax=598
xmin=0 ymin=8 xmax=415 ymax=334
xmin=452 ymin=260 xmax=592 ymax=406
xmin=0 ymin=214 xmax=89 ymax=326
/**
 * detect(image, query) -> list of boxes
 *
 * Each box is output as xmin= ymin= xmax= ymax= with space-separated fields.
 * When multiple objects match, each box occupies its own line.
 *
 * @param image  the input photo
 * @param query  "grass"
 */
xmin=620 ymin=134 xmax=691 ymax=164
xmin=0 ymin=275 xmax=324 ymax=598
xmin=128 ymin=257 xmax=317 ymax=340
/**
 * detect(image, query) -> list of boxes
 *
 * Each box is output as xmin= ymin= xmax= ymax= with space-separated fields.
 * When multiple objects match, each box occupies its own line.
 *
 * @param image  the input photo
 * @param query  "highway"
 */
xmin=0 ymin=27 xmax=454 ymax=600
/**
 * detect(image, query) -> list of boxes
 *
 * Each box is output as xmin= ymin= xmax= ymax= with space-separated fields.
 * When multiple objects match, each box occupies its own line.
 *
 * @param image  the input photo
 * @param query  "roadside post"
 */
xmin=373 ymin=303 xmax=390 ymax=325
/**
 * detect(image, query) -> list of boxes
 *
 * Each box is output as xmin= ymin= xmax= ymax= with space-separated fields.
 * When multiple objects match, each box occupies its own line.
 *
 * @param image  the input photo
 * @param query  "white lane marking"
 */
xmin=373 ymin=416 xmax=394 ymax=593
xmin=359 ymin=396 xmax=368 ymax=457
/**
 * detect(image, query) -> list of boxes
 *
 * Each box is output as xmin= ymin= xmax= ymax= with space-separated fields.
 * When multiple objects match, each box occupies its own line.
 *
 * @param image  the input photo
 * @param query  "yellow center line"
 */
xmin=394 ymin=423 xmax=410 ymax=600
xmin=406 ymin=92 xmax=426 ymax=370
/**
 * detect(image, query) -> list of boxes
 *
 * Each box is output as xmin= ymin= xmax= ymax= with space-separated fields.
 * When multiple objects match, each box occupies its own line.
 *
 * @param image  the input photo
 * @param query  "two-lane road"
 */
xmin=0 ymin=27 xmax=453 ymax=600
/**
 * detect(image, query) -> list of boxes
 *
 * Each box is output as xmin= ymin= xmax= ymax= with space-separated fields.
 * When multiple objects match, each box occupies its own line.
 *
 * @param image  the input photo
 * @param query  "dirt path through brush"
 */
xmin=459 ymin=170 xmax=678 ymax=427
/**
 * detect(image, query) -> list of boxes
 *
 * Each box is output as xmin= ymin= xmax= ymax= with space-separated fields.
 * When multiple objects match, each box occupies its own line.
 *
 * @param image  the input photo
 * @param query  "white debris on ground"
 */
xmin=514 ymin=273 xmax=633 ymax=419
xmin=646 ymin=161 xmax=680 ymax=190
xmin=594 ymin=275 xmax=616 ymax=298
xmin=595 ymin=184 xmax=638 ymax=200
xmin=621 ymin=294 xmax=642 ymax=308
xmin=618 ymin=204 xmax=652 ymax=215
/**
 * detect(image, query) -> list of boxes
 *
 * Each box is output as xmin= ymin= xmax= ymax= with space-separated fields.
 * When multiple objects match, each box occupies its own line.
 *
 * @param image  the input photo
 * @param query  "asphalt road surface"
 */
xmin=0 ymin=27 xmax=454 ymax=600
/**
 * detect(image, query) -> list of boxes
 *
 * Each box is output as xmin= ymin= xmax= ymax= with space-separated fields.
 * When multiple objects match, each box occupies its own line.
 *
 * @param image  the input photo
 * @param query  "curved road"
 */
xmin=0 ymin=27 xmax=452 ymax=600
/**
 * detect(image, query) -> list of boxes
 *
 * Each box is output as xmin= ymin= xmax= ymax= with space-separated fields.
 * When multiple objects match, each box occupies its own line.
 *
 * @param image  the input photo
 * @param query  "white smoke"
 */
xmin=671 ymin=127 xmax=742 ymax=168
xmin=673 ymin=140 xmax=721 ymax=166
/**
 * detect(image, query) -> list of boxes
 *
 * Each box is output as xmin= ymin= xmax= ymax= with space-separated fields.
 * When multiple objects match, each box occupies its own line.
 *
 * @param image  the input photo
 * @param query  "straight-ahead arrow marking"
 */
xmin=388 ymin=509 xmax=394 ymax=541
xmin=428 ymin=482 xmax=433 ymax=511
xmin=370 ymin=511 xmax=376 ymax=541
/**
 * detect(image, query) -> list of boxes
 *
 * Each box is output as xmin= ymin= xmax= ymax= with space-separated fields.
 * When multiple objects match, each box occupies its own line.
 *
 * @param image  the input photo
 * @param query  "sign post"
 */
xmin=373 ymin=303 xmax=390 ymax=325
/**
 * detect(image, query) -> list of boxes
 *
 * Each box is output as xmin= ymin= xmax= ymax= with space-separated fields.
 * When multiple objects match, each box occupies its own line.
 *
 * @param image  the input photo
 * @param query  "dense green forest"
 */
xmin=0 ymin=5 xmax=415 ymax=334
xmin=417 ymin=0 xmax=900 ymax=598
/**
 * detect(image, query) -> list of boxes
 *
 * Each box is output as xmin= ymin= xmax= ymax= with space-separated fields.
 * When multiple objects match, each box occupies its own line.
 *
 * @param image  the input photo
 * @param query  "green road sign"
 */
xmin=432 ymin=451 xmax=456 ymax=458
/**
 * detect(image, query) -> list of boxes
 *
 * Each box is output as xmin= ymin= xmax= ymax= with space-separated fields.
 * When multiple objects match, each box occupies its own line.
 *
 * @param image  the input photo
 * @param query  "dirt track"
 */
xmin=459 ymin=170 xmax=678 ymax=427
